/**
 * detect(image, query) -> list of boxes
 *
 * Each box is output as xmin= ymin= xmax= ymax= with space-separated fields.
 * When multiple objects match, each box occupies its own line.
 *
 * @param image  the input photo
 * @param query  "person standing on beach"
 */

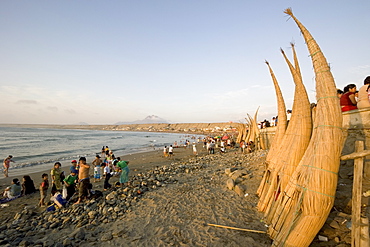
xmin=163 ymin=146 xmax=168 ymax=157
xmin=168 ymin=145 xmax=174 ymax=158
xmin=3 ymin=155 xmax=15 ymax=177
xmin=51 ymin=162 xmax=62 ymax=195
xmin=103 ymin=163 xmax=112 ymax=190
xmin=92 ymin=155 xmax=102 ymax=182
xmin=192 ymin=143 xmax=198 ymax=155
xmin=70 ymin=160 xmax=78 ymax=172
xmin=116 ymin=158 xmax=129 ymax=187
xmin=75 ymin=157 xmax=90 ymax=204
xmin=38 ymin=173 xmax=49 ymax=207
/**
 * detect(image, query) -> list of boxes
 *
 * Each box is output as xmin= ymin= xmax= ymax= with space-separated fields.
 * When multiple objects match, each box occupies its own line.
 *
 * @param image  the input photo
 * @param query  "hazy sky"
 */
xmin=1 ymin=1 xmax=369 ymax=124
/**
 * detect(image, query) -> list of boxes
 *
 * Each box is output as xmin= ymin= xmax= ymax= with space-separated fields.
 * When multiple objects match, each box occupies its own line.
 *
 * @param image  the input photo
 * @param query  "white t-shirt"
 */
xmin=104 ymin=166 xmax=110 ymax=174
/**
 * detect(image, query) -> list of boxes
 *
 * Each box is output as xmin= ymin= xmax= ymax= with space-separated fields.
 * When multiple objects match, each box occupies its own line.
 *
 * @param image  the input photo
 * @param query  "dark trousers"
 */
xmin=104 ymin=173 xmax=112 ymax=189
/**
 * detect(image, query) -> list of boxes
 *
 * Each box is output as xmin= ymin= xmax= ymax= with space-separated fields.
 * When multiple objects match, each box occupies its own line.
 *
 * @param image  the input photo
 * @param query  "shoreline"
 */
xmin=0 ymin=144 xmax=204 ymax=192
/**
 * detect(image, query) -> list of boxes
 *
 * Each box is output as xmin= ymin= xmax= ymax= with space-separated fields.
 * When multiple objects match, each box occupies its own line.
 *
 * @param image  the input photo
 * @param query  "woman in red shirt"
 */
xmin=340 ymin=84 xmax=358 ymax=112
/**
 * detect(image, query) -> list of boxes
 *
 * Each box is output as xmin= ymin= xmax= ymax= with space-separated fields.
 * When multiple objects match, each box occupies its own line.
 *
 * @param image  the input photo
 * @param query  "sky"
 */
xmin=1 ymin=1 xmax=369 ymax=125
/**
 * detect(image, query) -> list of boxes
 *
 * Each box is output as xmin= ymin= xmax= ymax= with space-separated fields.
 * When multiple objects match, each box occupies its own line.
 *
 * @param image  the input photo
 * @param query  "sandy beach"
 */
xmin=0 ymin=146 xmax=205 ymax=221
xmin=0 ymin=143 xmax=355 ymax=246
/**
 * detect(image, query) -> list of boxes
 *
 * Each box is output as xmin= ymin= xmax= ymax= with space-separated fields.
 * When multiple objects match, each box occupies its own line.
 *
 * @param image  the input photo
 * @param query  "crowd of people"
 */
xmin=162 ymin=136 xmax=246 ymax=157
xmin=1 ymin=146 xmax=130 ymax=209
xmin=339 ymin=76 xmax=370 ymax=112
xmin=256 ymin=76 xmax=370 ymax=128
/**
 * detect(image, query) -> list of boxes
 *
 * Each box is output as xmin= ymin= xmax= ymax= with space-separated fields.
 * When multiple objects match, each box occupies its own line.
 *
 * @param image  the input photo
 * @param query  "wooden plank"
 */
xmin=352 ymin=141 xmax=364 ymax=247
xmin=341 ymin=149 xmax=370 ymax=161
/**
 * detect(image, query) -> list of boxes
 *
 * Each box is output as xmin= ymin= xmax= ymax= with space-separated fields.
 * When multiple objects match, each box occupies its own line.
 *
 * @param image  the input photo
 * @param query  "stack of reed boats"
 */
xmin=256 ymin=8 xmax=344 ymax=246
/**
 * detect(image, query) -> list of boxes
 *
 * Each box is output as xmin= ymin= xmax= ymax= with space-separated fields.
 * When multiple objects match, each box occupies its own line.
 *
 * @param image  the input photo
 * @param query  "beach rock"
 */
xmin=230 ymin=170 xmax=244 ymax=180
xmin=10 ymin=237 xmax=23 ymax=246
xmin=62 ymin=238 xmax=71 ymax=246
xmin=88 ymin=211 xmax=98 ymax=219
xmin=329 ymin=218 xmax=343 ymax=230
xmin=14 ymin=213 xmax=22 ymax=220
xmin=234 ymin=184 xmax=246 ymax=197
xmin=106 ymin=191 xmax=118 ymax=201
xmin=0 ymin=240 xmax=9 ymax=245
xmin=18 ymin=240 xmax=30 ymax=246
xmin=69 ymin=228 xmax=85 ymax=240
xmin=107 ymin=199 xmax=116 ymax=205
xmin=112 ymin=229 xmax=125 ymax=238
xmin=226 ymin=178 xmax=235 ymax=190
xmin=54 ymin=242 xmax=64 ymax=247
xmin=101 ymin=233 xmax=113 ymax=241
xmin=50 ymin=222 xmax=60 ymax=229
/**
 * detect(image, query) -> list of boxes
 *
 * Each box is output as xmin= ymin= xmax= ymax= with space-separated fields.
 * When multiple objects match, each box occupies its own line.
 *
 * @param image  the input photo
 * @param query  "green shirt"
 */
xmin=117 ymin=160 xmax=128 ymax=169
xmin=63 ymin=174 xmax=77 ymax=185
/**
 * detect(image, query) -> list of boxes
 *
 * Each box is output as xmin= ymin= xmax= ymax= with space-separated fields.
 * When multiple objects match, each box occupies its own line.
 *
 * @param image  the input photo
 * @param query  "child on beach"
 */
xmin=103 ymin=163 xmax=112 ymax=190
xmin=63 ymin=169 xmax=77 ymax=201
xmin=3 ymin=155 xmax=15 ymax=178
xmin=39 ymin=173 xmax=49 ymax=207
xmin=92 ymin=155 xmax=102 ymax=182
xmin=168 ymin=145 xmax=174 ymax=158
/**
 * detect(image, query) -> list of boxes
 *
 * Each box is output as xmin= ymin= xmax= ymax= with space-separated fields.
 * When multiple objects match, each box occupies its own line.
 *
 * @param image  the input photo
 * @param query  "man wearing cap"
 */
xmin=74 ymin=157 xmax=90 ymax=204
xmin=3 ymin=155 xmax=15 ymax=177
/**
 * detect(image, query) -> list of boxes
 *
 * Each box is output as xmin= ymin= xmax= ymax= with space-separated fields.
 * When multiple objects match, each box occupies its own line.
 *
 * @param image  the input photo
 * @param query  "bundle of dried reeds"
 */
xmin=263 ymin=44 xmax=313 ymax=226
xmin=258 ymin=44 xmax=312 ymax=215
xmin=265 ymin=60 xmax=288 ymax=161
xmin=256 ymin=61 xmax=287 ymax=203
xmin=236 ymin=123 xmax=247 ymax=143
xmin=268 ymin=8 xmax=344 ymax=246
xmin=254 ymin=109 xmax=267 ymax=150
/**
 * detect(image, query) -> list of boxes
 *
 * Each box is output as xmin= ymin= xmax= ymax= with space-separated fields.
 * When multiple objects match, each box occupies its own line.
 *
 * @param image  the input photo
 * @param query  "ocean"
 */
xmin=0 ymin=127 xmax=202 ymax=178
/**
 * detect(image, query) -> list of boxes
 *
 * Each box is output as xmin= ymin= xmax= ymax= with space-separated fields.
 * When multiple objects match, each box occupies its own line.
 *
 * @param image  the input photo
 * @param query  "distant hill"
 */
xmin=76 ymin=122 xmax=89 ymax=125
xmin=115 ymin=115 xmax=169 ymax=125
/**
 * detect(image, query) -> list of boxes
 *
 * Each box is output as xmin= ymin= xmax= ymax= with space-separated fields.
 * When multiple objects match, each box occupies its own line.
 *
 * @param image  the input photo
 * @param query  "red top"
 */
xmin=340 ymin=92 xmax=357 ymax=112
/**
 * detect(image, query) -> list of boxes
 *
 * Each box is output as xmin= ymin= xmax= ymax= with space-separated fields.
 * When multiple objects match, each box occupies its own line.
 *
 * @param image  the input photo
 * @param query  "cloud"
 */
xmin=349 ymin=64 xmax=370 ymax=76
xmin=65 ymin=109 xmax=76 ymax=114
xmin=46 ymin=106 xmax=58 ymax=112
xmin=16 ymin=100 xmax=38 ymax=104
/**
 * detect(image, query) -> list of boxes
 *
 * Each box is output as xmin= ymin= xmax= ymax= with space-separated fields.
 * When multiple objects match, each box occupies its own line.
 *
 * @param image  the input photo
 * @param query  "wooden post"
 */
xmin=352 ymin=141 xmax=364 ymax=247
xmin=341 ymin=141 xmax=369 ymax=247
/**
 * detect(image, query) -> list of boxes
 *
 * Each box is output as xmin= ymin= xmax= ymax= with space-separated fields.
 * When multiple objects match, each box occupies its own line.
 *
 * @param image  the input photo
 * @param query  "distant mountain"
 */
xmin=115 ymin=115 xmax=169 ymax=125
xmin=75 ymin=122 xmax=89 ymax=125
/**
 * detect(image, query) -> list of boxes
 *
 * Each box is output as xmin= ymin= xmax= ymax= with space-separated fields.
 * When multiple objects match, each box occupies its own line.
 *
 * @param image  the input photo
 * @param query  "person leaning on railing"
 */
xmin=357 ymin=76 xmax=370 ymax=109
xmin=340 ymin=84 xmax=358 ymax=112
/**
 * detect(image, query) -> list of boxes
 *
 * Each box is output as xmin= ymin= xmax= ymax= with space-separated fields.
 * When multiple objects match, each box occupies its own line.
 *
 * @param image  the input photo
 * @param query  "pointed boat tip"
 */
xmin=284 ymin=7 xmax=293 ymax=16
